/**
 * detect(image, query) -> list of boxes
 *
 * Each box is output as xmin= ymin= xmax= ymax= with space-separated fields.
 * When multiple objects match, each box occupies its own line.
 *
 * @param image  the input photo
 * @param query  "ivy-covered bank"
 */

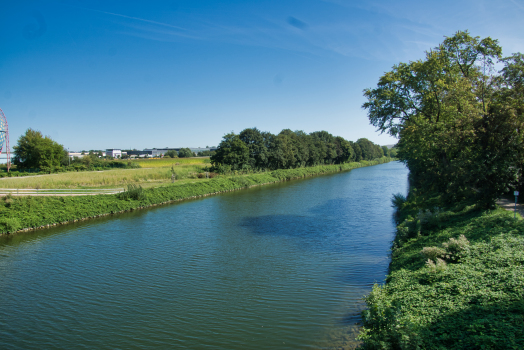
xmin=358 ymin=193 xmax=524 ymax=349
xmin=0 ymin=158 xmax=391 ymax=235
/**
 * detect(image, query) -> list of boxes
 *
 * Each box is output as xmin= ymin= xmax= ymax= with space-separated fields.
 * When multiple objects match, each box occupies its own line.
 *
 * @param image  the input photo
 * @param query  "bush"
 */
xmin=118 ymin=184 xmax=145 ymax=201
xmin=421 ymin=246 xmax=446 ymax=261
xmin=0 ymin=218 xmax=21 ymax=232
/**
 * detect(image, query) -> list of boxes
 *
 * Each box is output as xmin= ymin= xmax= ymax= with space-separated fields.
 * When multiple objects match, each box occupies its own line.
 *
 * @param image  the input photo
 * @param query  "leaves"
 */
xmin=13 ymin=129 xmax=67 ymax=170
xmin=363 ymin=30 xmax=524 ymax=208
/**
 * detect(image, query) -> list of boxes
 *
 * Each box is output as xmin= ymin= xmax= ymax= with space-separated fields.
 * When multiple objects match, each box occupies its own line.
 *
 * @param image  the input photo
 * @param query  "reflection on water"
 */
xmin=0 ymin=162 xmax=408 ymax=349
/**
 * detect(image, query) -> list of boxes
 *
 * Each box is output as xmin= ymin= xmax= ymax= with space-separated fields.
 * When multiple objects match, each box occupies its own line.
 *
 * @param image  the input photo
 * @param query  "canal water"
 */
xmin=0 ymin=162 xmax=408 ymax=349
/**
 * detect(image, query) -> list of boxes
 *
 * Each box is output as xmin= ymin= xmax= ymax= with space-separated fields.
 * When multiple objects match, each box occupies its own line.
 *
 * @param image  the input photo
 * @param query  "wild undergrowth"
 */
xmin=358 ymin=191 xmax=524 ymax=349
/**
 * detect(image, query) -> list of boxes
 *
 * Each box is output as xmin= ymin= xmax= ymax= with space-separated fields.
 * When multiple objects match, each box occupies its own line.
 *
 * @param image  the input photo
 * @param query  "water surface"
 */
xmin=0 ymin=161 xmax=408 ymax=349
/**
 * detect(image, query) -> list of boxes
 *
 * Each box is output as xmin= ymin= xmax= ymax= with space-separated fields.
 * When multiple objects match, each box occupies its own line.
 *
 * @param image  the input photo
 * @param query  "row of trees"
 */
xmin=363 ymin=30 xmax=524 ymax=208
xmin=210 ymin=128 xmax=389 ymax=172
xmin=164 ymin=148 xmax=195 ymax=158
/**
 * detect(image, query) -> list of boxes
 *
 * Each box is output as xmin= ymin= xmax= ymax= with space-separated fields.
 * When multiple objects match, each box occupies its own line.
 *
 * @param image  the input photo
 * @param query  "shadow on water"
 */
xmin=240 ymin=212 xmax=351 ymax=254
xmin=240 ymin=196 xmax=395 ymax=255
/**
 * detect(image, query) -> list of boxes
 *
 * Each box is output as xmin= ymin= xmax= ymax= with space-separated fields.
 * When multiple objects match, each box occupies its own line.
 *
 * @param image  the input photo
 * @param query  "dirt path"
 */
xmin=496 ymin=195 xmax=524 ymax=218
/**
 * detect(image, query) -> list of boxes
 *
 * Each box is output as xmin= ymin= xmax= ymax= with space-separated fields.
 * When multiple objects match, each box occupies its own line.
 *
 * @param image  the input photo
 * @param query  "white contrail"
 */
xmin=78 ymin=6 xmax=188 ymax=31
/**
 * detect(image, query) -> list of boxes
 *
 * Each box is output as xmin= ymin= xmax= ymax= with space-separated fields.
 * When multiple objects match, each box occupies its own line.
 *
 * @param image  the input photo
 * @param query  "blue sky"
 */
xmin=1 ymin=0 xmax=523 ymax=151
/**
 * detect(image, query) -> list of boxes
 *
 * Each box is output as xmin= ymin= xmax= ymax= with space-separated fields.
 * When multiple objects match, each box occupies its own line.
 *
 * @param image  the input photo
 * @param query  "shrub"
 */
xmin=425 ymin=257 xmax=447 ymax=272
xmin=0 ymin=218 xmax=21 ymax=232
xmin=118 ymin=184 xmax=145 ymax=201
xmin=442 ymin=234 xmax=470 ymax=262
xmin=421 ymin=246 xmax=446 ymax=261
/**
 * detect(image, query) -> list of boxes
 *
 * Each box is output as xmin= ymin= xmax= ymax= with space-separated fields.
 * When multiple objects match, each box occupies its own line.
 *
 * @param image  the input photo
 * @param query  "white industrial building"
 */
xmin=106 ymin=149 xmax=122 ymax=158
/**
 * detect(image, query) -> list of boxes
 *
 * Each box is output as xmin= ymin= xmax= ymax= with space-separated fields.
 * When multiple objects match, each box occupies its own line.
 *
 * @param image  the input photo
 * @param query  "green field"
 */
xmin=129 ymin=157 xmax=210 ymax=168
xmin=0 ymin=164 xmax=209 ymax=189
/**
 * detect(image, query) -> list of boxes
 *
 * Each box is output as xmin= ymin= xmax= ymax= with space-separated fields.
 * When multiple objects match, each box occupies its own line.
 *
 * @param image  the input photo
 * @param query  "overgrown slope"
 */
xmin=358 ymin=199 xmax=524 ymax=349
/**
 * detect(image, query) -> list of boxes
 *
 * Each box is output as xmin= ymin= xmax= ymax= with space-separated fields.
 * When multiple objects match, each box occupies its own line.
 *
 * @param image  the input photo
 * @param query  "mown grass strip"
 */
xmin=0 ymin=158 xmax=391 ymax=235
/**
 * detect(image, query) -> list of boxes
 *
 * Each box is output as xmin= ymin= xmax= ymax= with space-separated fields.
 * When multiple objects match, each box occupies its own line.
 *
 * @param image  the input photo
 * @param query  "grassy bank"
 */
xmin=358 ymin=194 xmax=524 ymax=349
xmin=0 ymin=158 xmax=391 ymax=235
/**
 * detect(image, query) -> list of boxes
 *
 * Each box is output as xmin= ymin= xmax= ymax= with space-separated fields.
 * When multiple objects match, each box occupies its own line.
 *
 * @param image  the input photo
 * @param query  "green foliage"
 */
xmin=363 ymin=30 xmax=524 ymax=208
xmin=13 ymin=128 xmax=67 ymax=170
xmin=118 ymin=184 xmax=145 ymax=201
xmin=211 ymin=128 xmax=385 ymax=172
xmin=196 ymin=150 xmax=215 ymax=157
xmin=359 ymin=191 xmax=524 ymax=349
xmin=164 ymin=150 xmax=178 ymax=158
xmin=0 ymin=217 xmax=21 ymax=232
xmin=211 ymin=133 xmax=250 ymax=171
xmin=177 ymin=148 xmax=194 ymax=158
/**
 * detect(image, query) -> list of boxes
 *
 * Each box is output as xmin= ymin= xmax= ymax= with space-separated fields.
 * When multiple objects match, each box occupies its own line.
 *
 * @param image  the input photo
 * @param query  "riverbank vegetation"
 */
xmin=0 ymin=158 xmax=390 ymax=234
xmin=358 ymin=30 xmax=524 ymax=348
xmin=358 ymin=193 xmax=524 ymax=349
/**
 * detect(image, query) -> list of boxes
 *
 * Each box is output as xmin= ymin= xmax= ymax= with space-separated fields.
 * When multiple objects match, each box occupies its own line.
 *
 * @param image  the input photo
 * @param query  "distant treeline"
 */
xmin=210 ymin=128 xmax=393 ymax=172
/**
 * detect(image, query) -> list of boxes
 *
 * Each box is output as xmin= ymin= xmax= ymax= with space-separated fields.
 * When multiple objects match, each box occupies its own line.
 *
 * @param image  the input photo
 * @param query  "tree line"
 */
xmin=364 ymin=30 xmax=524 ymax=208
xmin=210 ymin=128 xmax=390 ymax=172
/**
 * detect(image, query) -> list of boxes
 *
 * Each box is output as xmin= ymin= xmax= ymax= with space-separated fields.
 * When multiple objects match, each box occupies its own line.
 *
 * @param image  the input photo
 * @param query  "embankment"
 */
xmin=358 ymin=194 xmax=524 ymax=349
xmin=0 ymin=158 xmax=391 ymax=235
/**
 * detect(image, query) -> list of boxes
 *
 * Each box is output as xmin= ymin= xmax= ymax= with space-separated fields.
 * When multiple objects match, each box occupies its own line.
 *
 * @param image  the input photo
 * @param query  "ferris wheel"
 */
xmin=0 ymin=108 xmax=11 ymax=172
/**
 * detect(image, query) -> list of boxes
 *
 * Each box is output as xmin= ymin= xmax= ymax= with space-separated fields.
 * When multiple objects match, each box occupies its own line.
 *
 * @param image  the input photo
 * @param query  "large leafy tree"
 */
xmin=210 ymin=133 xmax=250 ymax=170
xmin=13 ymin=128 xmax=67 ymax=170
xmin=363 ymin=30 xmax=523 ymax=207
xmin=177 ymin=148 xmax=194 ymax=158
xmin=239 ymin=127 xmax=270 ymax=169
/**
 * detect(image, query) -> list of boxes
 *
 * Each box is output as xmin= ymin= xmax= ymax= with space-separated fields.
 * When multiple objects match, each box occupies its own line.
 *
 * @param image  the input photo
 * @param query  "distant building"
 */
xmin=125 ymin=150 xmax=152 ymax=157
xmin=143 ymin=147 xmax=217 ymax=157
xmin=106 ymin=149 xmax=122 ymax=158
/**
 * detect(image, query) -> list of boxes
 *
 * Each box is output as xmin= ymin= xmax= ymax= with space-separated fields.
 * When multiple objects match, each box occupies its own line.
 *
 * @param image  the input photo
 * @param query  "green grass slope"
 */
xmin=359 ymin=202 xmax=524 ymax=349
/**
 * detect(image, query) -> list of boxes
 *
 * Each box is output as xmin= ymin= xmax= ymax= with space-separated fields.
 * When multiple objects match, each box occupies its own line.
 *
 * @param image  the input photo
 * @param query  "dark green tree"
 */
xmin=363 ymin=30 xmax=523 ymax=207
xmin=178 ymin=148 xmax=194 ymax=158
xmin=13 ymin=129 xmax=67 ymax=170
xmin=211 ymin=133 xmax=250 ymax=170
xmin=165 ymin=150 xmax=178 ymax=158
xmin=239 ymin=127 xmax=270 ymax=169
xmin=334 ymin=136 xmax=354 ymax=163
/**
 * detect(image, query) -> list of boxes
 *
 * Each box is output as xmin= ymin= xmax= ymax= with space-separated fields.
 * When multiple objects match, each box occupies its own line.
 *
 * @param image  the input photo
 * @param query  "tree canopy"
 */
xmin=177 ymin=148 xmax=194 ymax=158
xmin=363 ymin=30 xmax=524 ymax=208
xmin=13 ymin=129 xmax=67 ymax=170
xmin=164 ymin=150 xmax=178 ymax=158
xmin=211 ymin=128 xmax=386 ymax=172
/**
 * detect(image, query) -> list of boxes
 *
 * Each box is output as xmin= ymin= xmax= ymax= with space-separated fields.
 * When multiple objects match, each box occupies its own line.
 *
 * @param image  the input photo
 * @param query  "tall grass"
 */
xmin=0 ymin=165 xmax=207 ymax=189
xmin=130 ymin=157 xmax=210 ymax=168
